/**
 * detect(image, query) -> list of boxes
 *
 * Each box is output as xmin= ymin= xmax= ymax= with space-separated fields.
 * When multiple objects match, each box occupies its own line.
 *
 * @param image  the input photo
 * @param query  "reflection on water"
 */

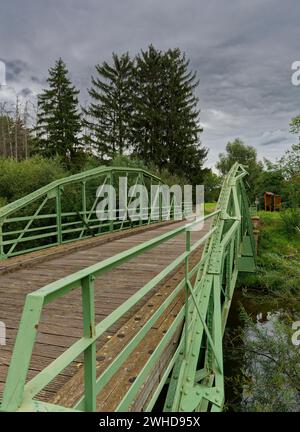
xmin=224 ymin=291 xmax=300 ymax=412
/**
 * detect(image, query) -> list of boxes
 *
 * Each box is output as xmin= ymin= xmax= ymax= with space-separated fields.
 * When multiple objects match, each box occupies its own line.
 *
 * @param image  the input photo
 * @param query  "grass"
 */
xmin=257 ymin=211 xmax=300 ymax=252
xmin=280 ymin=207 xmax=300 ymax=235
xmin=238 ymin=210 xmax=300 ymax=308
xmin=225 ymin=209 xmax=300 ymax=412
xmin=204 ymin=202 xmax=217 ymax=214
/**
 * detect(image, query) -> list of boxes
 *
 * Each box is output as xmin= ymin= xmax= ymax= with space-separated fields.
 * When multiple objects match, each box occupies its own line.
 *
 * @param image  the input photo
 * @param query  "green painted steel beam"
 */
xmin=0 ymin=166 xmax=171 ymax=259
xmin=0 ymin=162 xmax=256 ymax=413
xmin=168 ymin=162 xmax=256 ymax=412
xmin=0 ymin=166 xmax=161 ymax=220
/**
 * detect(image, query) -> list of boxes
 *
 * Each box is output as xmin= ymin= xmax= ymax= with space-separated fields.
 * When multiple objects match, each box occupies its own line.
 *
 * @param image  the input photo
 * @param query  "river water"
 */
xmin=224 ymin=290 xmax=300 ymax=411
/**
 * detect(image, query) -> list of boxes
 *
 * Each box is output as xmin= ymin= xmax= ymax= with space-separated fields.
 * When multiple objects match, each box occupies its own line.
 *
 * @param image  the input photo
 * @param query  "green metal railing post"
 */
xmin=56 ymin=186 xmax=62 ymax=244
xmin=139 ymin=172 xmax=143 ymax=226
xmin=109 ymin=171 xmax=114 ymax=232
xmin=82 ymin=181 xmax=87 ymax=225
xmin=159 ymin=182 xmax=163 ymax=222
xmin=81 ymin=275 xmax=96 ymax=412
xmin=206 ymin=290 xmax=214 ymax=370
xmin=170 ymin=195 xmax=175 ymax=221
xmin=184 ymin=229 xmax=191 ymax=357
xmin=149 ymin=176 xmax=152 ymax=225
xmin=0 ymin=220 xmax=5 ymax=259
xmin=1 ymin=294 xmax=44 ymax=411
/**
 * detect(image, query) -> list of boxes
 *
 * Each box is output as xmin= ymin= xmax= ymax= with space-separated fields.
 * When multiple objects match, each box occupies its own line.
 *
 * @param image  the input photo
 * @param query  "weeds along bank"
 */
xmin=224 ymin=210 xmax=300 ymax=412
xmin=240 ymin=210 xmax=300 ymax=306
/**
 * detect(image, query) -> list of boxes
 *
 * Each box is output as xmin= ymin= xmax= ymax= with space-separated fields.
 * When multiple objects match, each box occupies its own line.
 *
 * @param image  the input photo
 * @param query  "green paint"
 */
xmin=0 ymin=167 xmax=166 ymax=259
xmin=0 ymin=163 xmax=256 ymax=412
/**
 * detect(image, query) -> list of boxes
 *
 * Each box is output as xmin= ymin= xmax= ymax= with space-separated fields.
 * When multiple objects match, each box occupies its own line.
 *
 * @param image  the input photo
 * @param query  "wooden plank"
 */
xmin=0 ymin=219 xmax=210 ymax=407
xmin=48 ymin=247 xmax=204 ymax=410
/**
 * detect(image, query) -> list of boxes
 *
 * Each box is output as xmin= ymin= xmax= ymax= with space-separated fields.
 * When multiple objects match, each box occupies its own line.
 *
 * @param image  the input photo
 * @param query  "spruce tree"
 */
xmin=132 ymin=46 xmax=167 ymax=165
xmin=84 ymin=53 xmax=134 ymax=159
xmin=132 ymin=46 xmax=207 ymax=181
xmin=35 ymin=58 xmax=81 ymax=163
xmin=164 ymin=48 xmax=207 ymax=181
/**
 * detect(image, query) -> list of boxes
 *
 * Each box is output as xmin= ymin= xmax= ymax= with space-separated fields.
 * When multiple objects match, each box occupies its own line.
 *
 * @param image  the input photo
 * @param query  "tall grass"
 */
xmin=280 ymin=208 xmax=300 ymax=235
xmin=237 ymin=211 xmax=300 ymax=306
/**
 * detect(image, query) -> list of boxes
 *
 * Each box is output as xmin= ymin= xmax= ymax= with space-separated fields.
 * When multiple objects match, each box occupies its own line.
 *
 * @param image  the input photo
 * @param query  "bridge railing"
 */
xmin=0 ymin=163 xmax=256 ymax=412
xmin=164 ymin=163 xmax=256 ymax=412
xmin=0 ymin=166 xmax=188 ymax=260
xmin=0 ymin=210 xmax=219 ymax=412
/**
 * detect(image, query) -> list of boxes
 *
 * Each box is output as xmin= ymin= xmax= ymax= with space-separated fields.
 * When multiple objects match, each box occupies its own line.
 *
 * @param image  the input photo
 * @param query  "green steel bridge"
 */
xmin=0 ymin=162 xmax=256 ymax=412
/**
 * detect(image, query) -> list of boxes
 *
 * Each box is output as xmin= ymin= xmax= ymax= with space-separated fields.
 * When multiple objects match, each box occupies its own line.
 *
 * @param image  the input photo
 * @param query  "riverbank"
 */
xmin=239 ymin=210 xmax=300 ymax=308
xmin=224 ymin=210 xmax=300 ymax=412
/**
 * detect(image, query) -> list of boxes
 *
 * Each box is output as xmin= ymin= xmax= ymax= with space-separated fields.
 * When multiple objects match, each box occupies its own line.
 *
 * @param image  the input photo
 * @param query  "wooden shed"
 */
xmin=264 ymin=192 xmax=281 ymax=211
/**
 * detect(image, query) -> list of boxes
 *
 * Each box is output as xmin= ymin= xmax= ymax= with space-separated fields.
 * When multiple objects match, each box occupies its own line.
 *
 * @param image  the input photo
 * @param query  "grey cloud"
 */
xmin=20 ymin=88 xmax=32 ymax=97
xmin=5 ymin=59 xmax=29 ymax=81
xmin=30 ymin=76 xmax=42 ymax=84
xmin=0 ymin=0 xmax=299 ymax=167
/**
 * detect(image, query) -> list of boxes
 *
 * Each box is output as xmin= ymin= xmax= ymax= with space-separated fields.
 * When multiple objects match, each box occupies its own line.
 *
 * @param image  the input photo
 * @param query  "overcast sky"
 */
xmin=0 ymin=0 xmax=299 ymax=168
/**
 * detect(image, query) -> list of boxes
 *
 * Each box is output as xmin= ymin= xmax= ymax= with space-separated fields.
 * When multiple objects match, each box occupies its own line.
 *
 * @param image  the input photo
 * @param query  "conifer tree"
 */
xmin=84 ymin=53 xmax=134 ymax=159
xmin=132 ymin=46 xmax=207 ymax=181
xmin=165 ymin=48 xmax=207 ymax=181
xmin=131 ymin=46 xmax=167 ymax=165
xmin=35 ymin=58 xmax=81 ymax=163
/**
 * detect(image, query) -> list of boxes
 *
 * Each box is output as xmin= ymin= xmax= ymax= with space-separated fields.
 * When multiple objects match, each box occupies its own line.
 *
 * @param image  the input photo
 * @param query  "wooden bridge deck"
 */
xmin=0 ymin=220 xmax=210 ymax=410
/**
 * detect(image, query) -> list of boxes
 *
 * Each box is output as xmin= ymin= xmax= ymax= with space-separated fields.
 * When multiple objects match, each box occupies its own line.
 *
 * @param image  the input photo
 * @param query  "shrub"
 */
xmin=280 ymin=208 xmax=300 ymax=235
xmin=0 ymin=157 xmax=67 ymax=204
xmin=110 ymin=154 xmax=188 ymax=186
xmin=225 ymin=311 xmax=300 ymax=412
xmin=0 ymin=196 xmax=7 ymax=208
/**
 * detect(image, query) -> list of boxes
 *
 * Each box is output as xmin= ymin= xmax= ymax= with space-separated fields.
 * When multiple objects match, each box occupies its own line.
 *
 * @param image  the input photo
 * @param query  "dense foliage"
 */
xmin=216 ymin=138 xmax=300 ymax=207
xmin=216 ymin=138 xmax=263 ymax=202
xmin=84 ymin=53 xmax=134 ymax=158
xmin=224 ymin=211 xmax=300 ymax=412
xmin=35 ymin=58 xmax=82 ymax=166
xmin=225 ymin=311 xmax=300 ymax=412
xmin=0 ymin=156 xmax=66 ymax=203
xmin=84 ymin=46 xmax=207 ymax=182
xmin=238 ymin=211 xmax=300 ymax=304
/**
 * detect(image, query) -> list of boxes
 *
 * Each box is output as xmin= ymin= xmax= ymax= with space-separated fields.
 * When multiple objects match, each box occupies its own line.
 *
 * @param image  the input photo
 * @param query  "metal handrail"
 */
xmin=0 ymin=166 xmax=180 ymax=259
xmin=0 ymin=166 xmax=161 ymax=219
xmin=0 ymin=163 xmax=257 ymax=412
xmin=0 ymin=211 xmax=218 ymax=412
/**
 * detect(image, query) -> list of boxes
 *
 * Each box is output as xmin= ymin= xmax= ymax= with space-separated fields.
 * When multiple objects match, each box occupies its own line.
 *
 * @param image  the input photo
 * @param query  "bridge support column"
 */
xmin=238 ymin=235 xmax=256 ymax=272
xmin=81 ymin=275 xmax=97 ymax=412
xmin=56 ymin=186 xmax=62 ymax=245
